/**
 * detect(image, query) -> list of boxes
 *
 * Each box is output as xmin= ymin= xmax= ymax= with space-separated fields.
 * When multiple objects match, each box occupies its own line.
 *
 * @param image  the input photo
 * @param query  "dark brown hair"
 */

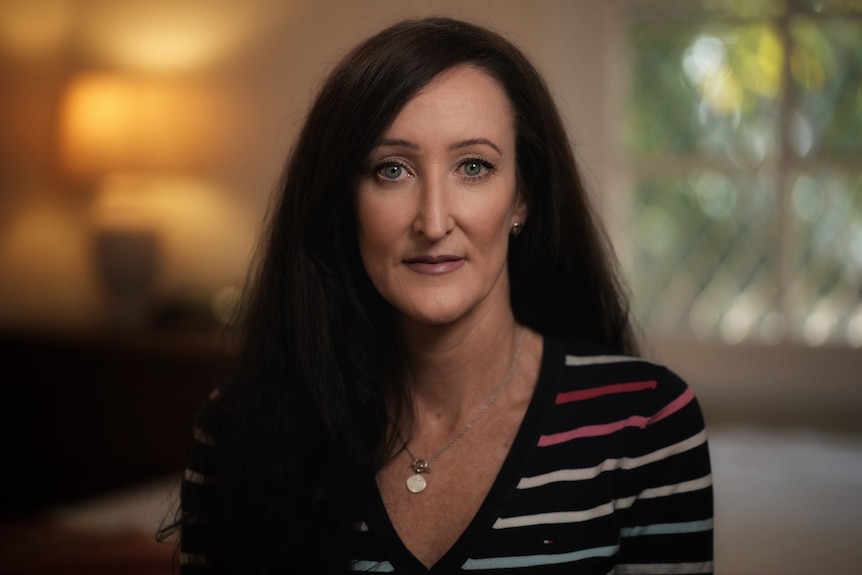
xmin=173 ymin=16 xmax=636 ymax=574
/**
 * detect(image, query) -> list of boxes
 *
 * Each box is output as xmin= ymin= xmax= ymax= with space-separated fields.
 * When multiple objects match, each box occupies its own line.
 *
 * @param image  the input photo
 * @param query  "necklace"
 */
xmin=398 ymin=328 xmax=526 ymax=494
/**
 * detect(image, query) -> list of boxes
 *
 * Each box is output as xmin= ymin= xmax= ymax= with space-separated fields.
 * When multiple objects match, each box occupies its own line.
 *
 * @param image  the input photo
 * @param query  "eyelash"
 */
xmin=370 ymin=157 xmax=497 ymax=184
xmin=371 ymin=159 xmax=412 ymax=183
xmin=457 ymin=158 xmax=496 ymax=181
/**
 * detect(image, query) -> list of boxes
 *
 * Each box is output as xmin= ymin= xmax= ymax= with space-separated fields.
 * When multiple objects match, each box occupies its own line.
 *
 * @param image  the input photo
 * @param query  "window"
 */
xmin=624 ymin=0 xmax=862 ymax=347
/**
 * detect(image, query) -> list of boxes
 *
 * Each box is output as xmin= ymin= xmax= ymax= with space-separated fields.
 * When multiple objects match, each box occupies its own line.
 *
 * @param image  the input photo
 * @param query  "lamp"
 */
xmin=58 ymin=73 xmax=223 ymax=328
xmin=58 ymin=73 xmax=222 ymax=179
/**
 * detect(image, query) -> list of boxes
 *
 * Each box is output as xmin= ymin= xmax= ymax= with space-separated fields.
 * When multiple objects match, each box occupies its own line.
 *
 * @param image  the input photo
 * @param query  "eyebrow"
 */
xmin=376 ymin=137 xmax=502 ymax=154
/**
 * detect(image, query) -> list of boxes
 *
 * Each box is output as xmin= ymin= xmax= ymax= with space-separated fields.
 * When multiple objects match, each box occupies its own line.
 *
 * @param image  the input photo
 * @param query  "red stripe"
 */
xmin=649 ymin=387 xmax=695 ymax=426
xmin=555 ymin=380 xmax=658 ymax=405
xmin=538 ymin=387 xmax=695 ymax=447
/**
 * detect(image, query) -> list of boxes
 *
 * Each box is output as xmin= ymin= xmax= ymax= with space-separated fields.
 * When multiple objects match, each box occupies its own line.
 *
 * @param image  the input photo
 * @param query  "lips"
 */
xmin=405 ymin=255 xmax=462 ymax=264
xmin=404 ymin=254 xmax=465 ymax=274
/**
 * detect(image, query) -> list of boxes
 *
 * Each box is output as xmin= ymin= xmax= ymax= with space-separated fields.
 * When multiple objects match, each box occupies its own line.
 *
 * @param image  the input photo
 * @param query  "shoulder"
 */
xmin=533 ymin=337 xmax=709 ymax=477
xmin=542 ymin=337 xmax=700 ymax=424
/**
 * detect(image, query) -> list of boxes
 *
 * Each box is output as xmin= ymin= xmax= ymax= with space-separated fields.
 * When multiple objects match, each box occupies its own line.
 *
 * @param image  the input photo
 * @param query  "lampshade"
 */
xmin=58 ymin=73 xmax=224 ymax=180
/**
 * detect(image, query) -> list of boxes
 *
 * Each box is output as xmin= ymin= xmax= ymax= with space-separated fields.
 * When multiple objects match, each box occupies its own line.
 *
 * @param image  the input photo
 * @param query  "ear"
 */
xmin=512 ymin=190 xmax=528 ymax=225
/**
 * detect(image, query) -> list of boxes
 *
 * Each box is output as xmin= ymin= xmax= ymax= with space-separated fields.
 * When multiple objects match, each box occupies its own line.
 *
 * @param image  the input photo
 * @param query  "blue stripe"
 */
xmin=620 ymin=518 xmax=714 ymax=537
xmin=351 ymin=560 xmax=395 ymax=572
xmin=462 ymin=544 xmax=618 ymax=570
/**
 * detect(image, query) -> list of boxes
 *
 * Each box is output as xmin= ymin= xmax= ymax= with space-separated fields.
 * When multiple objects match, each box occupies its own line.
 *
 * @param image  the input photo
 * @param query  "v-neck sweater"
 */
xmin=348 ymin=338 xmax=713 ymax=574
xmin=179 ymin=337 xmax=713 ymax=574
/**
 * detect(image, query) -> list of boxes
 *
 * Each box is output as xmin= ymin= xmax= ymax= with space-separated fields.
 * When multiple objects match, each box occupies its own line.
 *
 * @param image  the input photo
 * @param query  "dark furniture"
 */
xmin=0 ymin=329 xmax=231 ymax=514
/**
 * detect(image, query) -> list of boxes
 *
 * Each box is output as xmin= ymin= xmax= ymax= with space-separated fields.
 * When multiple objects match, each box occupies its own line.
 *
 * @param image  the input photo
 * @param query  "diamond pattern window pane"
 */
xmin=625 ymin=1 xmax=862 ymax=347
xmin=632 ymin=172 xmax=780 ymax=343
xmin=791 ymin=171 xmax=862 ymax=345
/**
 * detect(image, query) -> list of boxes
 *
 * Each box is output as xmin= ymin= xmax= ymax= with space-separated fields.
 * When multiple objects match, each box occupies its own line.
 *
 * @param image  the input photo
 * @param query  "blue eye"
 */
xmin=458 ymin=158 xmax=494 ymax=179
xmin=382 ymin=164 xmax=402 ymax=179
xmin=464 ymin=162 xmax=483 ymax=176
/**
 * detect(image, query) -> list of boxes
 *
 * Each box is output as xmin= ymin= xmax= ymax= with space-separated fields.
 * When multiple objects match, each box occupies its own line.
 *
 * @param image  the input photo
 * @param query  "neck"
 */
xmin=399 ymin=311 xmax=522 ymax=432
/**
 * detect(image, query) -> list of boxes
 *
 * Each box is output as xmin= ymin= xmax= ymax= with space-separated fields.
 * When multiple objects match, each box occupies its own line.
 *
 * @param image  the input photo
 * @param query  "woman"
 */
xmin=173 ymin=17 xmax=713 ymax=575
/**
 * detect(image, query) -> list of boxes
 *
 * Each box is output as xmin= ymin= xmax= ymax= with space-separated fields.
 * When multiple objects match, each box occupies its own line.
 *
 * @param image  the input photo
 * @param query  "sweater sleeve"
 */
xmin=613 ymin=367 xmax=714 ymax=575
xmin=178 ymin=388 xmax=222 ymax=574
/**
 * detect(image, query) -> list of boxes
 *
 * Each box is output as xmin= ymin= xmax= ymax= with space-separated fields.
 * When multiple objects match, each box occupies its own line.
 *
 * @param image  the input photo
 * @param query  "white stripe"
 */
xmin=518 ymin=458 xmax=617 ymax=489
xmin=351 ymin=560 xmax=395 ymax=572
xmin=184 ymin=468 xmax=208 ymax=485
xmin=518 ymin=431 xmax=707 ymax=490
xmin=621 ymin=430 xmax=707 ymax=470
xmin=193 ymin=426 xmax=216 ymax=446
xmin=622 ymin=518 xmax=713 ymax=538
xmin=493 ymin=502 xmax=614 ymax=529
xmin=614 ymin=474 xmax=713 ymax=509
xmin=565 ymin=354 xmax=646 ymax=366
xmin=616 ymin=561 xmax=714 ymax=574
xmin=462 ymin=544 xmax=619 ymax=570
xmin=180 ymin=553 xmax=209 ymax=565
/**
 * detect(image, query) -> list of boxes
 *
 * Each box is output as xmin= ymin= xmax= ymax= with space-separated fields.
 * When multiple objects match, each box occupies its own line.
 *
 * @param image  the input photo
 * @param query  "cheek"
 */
xmin=355 ymin=200 xmax=399 ymax=279
xmin=463 ymin=195 xmax=517 ymax=248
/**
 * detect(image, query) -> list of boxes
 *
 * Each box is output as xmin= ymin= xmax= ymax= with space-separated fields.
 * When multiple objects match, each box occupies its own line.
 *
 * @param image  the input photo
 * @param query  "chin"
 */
xmin=404 ymin=309 xmax=466 ymax=327
xmin=397 ymin=298 xmax=473 ymax=327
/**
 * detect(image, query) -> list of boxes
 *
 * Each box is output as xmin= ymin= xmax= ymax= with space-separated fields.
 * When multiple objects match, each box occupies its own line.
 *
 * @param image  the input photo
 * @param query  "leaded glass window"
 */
xmin=625 ymin=0 xmax=862 ymax=347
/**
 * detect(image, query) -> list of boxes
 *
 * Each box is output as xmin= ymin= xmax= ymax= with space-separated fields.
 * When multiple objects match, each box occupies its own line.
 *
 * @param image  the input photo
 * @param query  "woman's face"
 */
xmin=355 ymin=65 xmax=526 ymax=328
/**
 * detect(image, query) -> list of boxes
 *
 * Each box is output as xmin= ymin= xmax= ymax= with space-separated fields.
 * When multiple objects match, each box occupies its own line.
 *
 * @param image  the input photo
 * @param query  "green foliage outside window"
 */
xmin=625 ymin=0 xmax=862 ymax=346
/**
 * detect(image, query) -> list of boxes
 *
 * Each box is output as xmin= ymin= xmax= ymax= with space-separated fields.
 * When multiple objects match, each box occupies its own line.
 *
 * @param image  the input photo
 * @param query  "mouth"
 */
xmin=404 ymin=254 xmax=464 ymax=264
xmin=403 ymin=254 xmax=466 ymax=275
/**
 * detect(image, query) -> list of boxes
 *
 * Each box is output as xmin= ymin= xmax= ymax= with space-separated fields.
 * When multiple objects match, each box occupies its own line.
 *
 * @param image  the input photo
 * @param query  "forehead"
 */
xmin=383 ymin=65 xmax=514 ymax=143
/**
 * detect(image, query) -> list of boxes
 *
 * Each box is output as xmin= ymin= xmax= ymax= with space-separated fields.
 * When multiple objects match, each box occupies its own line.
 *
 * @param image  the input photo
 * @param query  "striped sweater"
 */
xmin=181 ymin=337 xmax=713 ymax=574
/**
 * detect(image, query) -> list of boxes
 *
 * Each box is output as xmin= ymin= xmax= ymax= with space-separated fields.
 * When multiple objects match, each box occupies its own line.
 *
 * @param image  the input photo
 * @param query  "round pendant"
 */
xmin=406 ymin=473 xmax=427 ymax=494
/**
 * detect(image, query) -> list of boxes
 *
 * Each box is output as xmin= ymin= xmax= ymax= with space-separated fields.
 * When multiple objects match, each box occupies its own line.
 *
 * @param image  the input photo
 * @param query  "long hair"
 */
xmin=174 ymin=16 xmax=636 ymax=574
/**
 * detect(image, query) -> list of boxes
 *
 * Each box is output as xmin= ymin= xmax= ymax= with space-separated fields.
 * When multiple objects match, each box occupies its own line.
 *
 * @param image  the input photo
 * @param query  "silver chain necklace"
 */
xmin=398 ymin=328 xmax=526 ymax=494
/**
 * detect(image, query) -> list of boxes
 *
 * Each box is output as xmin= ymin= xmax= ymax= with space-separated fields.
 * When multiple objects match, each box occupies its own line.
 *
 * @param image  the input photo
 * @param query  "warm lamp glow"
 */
xmin=0 ymin=200 xmax=102 ymax=328
xmin=0 ymin=1 xmax=294 ymax=70
xmin=76 ymin=0 xmax=294 ymax=72
xmin=0 ymin=0 xmax=73 ymax=58
xmin=88 ymin=174 xmax=253 ymax=293
xmin=58 ymin=73 xmax=225 ymax=179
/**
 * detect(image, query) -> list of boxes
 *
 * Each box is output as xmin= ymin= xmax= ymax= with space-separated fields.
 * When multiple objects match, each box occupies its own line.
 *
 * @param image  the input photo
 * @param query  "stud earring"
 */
xmin=511 ymin=222 xmax=523 ymax=238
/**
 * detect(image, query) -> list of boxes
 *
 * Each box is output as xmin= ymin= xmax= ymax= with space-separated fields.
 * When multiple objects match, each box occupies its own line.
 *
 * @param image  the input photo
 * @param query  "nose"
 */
xmin=412 ymin=175 xmax=454 ymax=240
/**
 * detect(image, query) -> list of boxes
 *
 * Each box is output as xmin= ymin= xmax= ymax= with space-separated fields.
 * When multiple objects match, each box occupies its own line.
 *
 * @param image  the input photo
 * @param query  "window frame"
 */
xmin=557 ymin=0 xmax=862 ymax=429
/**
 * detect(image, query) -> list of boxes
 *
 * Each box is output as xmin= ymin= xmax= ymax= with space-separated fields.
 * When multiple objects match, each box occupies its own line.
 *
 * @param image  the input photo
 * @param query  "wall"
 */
xmin=0 ymin=0 xmax=606 ymax=330
xmin=0 ymin=0 xmax=858 ymax=430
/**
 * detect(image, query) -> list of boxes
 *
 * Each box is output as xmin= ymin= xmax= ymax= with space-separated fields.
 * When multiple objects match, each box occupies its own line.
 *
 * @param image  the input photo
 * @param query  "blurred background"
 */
xmin=0 ymin=0 xmax=859 ymax=573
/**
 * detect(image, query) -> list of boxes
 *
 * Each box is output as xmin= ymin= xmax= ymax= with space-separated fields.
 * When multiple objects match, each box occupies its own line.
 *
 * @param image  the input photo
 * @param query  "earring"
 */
xmin=511 ymin=222 xmax=523 ymax=238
